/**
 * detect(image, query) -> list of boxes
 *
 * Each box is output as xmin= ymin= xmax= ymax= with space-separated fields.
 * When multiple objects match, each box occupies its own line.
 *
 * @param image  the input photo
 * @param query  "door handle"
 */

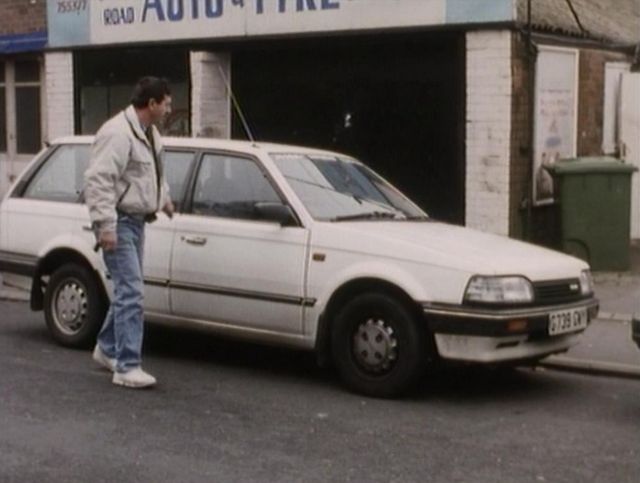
xmin=182 ymin=235 xmax=207 ymax=246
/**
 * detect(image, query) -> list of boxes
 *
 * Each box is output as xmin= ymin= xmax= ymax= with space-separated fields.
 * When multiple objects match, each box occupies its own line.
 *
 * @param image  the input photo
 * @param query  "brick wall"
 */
xmin=577 ymin=48 xmax=629 ymax=156
xmin=0 ymin=0 xmax=46 ymax=35
xmin=510 ymin=42 xmax=632 ymax=248
xmin=190 ymin=51 xmax=231 ymax=138
xmin=510 ymin=36 xmax=562 ymax=247
xmin=509 ymin=32 xmax=531 ymax=239
xmin=465 ymin=30 xmax=512 ymax=236
xmin=44 ymin=52 xmax=74 ymax=142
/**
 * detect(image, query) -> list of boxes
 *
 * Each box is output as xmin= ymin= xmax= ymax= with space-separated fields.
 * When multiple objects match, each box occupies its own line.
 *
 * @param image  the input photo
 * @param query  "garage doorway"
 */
xmin=231 ymin=32 xmax=466 ymax=223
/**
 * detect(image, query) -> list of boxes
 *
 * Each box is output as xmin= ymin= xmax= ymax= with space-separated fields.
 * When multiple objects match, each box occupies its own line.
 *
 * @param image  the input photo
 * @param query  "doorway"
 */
xmin=231 ymin=32 xmax=466 ymax=223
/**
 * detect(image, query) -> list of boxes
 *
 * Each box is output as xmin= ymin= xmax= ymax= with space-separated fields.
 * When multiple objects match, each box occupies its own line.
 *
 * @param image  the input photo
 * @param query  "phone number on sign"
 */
xmin=57 ymin=0 xmax=87 ymax=14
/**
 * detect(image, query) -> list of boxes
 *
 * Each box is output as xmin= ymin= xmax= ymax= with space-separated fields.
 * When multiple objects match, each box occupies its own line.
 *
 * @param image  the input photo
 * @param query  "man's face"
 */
xmin=149 ymin=95 xmax=172 ymax=124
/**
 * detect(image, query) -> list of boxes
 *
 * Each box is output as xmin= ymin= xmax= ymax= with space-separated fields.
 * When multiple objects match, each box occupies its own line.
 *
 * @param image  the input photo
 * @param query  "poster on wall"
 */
xmin=533 ymin=47 xmax=579 ymax=205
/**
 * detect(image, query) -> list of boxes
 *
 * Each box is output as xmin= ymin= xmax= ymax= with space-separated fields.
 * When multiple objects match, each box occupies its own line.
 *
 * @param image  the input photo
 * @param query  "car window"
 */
xmin=192 ymin=153 xmax=281 ymax=220
xmin=23 ymin=144 xmax=90 ymax=203
xmin=163 ymin=149 xmax=196 ymax=209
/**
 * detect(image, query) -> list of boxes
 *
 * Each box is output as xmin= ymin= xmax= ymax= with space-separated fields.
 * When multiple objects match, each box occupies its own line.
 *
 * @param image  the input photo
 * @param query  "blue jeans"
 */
xmin=97 ymin=214 xmax=146 ymax=373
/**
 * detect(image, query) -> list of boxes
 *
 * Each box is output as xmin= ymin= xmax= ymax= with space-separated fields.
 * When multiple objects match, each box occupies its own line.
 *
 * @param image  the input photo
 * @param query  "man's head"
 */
xmin=131 ymin=77 xmax=172 ymax=125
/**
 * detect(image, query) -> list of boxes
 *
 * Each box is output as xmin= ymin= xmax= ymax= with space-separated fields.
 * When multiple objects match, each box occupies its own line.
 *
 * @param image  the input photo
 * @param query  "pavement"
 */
xmin=541 ymin=240 xmax=640 ymax=379
xmin=1 ymin=242 xmax=639 ymax=380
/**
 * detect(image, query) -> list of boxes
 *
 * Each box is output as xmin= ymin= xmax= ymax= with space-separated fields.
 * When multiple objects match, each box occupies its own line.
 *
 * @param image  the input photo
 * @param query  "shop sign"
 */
xmin=48 ymin=0 xmax=515 ymax=47
xmin=47 ymin=1 xmax=91 ymax=47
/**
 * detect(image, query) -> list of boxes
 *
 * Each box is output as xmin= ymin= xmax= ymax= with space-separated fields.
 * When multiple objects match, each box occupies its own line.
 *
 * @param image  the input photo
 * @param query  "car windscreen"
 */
xmin=270 ymin=153 xmax=427 ymax=221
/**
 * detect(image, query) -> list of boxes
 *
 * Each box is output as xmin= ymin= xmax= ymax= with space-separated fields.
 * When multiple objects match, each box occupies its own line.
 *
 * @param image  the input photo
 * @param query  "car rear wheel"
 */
xmin=44 ymin=263 xmax=107 ymax=348
xmin=331 ymin=292 xmax=427 ymax=398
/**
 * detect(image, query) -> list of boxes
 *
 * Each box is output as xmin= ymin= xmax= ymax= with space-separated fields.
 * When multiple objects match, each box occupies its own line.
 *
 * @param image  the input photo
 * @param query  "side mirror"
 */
xmin=255 ymin=202 xmax=297 ymax=226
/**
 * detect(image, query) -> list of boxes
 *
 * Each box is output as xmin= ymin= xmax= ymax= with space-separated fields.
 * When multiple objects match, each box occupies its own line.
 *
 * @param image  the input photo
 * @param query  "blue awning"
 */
xmin=0 ymin=31 xmax=47 ymax=54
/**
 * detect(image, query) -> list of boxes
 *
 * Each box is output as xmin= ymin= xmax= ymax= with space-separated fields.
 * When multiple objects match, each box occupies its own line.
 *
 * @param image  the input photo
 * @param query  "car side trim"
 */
xmin=632 ymin=317 xmax=640 ymax=348
xmin=148 ymin=278 xmax=316 ymax=307
xmin=144 ymin=277 xmax=168 ymax=287
xmin=0 ymin=250 xmax=38 ymax=276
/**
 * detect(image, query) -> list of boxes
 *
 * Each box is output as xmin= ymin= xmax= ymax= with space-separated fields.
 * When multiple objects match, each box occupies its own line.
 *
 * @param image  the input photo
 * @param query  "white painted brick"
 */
xmin=465 ymin=30 xmax=513 ymax=236
xmin=190 ymin=51 xmax=231 ymax=138
xmin=44 ymin=52 xmax=74 ymax=143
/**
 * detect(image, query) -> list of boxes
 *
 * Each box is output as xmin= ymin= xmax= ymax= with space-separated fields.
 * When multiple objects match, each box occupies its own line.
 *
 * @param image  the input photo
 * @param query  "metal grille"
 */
xmin=533 ymin=279 xmax=583 ymax=305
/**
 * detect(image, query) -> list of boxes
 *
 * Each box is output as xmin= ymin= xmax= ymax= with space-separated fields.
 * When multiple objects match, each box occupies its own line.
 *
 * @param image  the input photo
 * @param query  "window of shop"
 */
xmin=0 ymin=58 xmax=42 ymax=155
xmin=75 ymin=48 xmax=190 ymax=136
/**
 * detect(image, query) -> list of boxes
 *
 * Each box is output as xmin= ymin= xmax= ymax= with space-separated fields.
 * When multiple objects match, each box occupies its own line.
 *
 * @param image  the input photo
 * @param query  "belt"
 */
xmin=117 ymin=210 xmax=156 ymax=223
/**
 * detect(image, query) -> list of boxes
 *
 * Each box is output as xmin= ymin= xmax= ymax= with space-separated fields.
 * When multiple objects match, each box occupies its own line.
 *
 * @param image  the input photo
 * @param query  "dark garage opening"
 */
xmin=231 ymin=32 xmax=466 ymax=224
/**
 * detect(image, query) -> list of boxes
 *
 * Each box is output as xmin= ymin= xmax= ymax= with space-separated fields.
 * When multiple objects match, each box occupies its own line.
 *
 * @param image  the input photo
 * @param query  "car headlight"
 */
xmin=579 ymin=269 xmax=594 ymax=296
xmin=464 ymin=276 xmax=534 ymax=304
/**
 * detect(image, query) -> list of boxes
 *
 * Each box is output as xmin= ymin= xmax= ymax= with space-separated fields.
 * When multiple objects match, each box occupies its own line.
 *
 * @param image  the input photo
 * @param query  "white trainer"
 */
xmin=112 ymin=367 xmax=157 ymax=388
xmin=92 ymin=344 xmax=116 ymax=372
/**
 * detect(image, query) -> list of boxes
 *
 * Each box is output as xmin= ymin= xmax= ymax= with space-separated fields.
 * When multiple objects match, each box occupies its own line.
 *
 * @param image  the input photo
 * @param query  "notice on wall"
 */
xmin=533 ymin=47 xmax=579 ymax=205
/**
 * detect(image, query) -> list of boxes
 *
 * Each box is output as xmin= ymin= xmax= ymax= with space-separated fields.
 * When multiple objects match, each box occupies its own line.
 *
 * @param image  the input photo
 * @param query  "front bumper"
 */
xmin=422 ymin=298 xmax=599 ymax=363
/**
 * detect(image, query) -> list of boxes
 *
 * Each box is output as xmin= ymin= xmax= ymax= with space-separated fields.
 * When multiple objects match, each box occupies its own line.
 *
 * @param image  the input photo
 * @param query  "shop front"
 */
xmin=48 ymin=0 xmax=492 ymax=224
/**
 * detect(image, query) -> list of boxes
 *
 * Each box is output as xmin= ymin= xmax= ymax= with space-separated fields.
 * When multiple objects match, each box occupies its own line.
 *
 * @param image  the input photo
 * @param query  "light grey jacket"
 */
xmin=84 ymin=105 xmax=170 ymax=234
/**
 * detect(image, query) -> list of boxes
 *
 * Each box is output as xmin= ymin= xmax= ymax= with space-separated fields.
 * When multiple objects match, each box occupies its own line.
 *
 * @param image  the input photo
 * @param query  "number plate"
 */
xmin=548 ymin=308 xmax=588 ymax=336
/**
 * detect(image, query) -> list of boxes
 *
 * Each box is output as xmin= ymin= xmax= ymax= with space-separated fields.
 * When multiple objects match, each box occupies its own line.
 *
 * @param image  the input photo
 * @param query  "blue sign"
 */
xmin=47 ymin=0 xmax=91 ymax=48
xmin=446 ymin=0 xmax=513 ymax=24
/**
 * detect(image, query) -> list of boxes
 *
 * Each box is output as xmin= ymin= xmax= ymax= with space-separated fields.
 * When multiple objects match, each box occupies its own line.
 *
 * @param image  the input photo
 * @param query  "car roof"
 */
xmin=52 ymin=135 xmax=351 ymax=159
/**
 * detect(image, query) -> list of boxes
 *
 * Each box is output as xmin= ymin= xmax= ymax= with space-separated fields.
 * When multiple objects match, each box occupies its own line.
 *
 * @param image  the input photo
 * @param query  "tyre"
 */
xmin=331 ymin=292 xmax=427 ymax=398
xmin=43 ymin=263 xmax=107 ymax=348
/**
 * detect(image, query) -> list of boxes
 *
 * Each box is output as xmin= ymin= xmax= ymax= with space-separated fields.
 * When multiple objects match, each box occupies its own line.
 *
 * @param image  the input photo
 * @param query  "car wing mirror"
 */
xmin=255 ymin=202 xmax=296 ymax=226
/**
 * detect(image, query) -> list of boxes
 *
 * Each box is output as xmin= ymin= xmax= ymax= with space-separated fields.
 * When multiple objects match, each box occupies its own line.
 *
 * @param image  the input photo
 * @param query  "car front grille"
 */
xmin=533 ymin=279 xmax=583 ymax=305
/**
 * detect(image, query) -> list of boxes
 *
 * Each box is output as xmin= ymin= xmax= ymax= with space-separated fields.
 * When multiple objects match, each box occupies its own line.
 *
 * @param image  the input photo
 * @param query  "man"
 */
xmin=84 ymin=77 xmax=174 ymax=388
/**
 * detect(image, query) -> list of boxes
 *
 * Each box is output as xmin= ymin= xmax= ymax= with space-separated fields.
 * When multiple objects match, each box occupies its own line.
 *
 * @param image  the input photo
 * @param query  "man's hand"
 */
xmin=162 ymin=200 xmax=175 ymax=219
xmin=99 ymin=230 xmax=118 ymax=252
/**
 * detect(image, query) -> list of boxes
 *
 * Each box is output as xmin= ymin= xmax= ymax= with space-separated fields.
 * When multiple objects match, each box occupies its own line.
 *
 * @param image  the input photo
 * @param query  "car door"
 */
xmin=2 ymin=144 xmax=196 ymax=315
xmin=140 ymin=148 xmax=197 ymax=313
xmin=170 ymin=151 xmax=310 ymax=334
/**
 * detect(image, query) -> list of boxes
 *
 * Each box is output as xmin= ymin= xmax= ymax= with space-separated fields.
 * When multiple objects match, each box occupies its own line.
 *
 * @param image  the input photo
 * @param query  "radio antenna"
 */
xmin=217 ymin=65 xmax=256 ymax=143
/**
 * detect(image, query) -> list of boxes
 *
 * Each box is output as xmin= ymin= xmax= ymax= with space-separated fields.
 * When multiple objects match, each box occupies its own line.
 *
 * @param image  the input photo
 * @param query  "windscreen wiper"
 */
xmin=331 ymin=211 xmax=400 ymax=222
xmin=404 ymin=215 xmax=431 ymax=221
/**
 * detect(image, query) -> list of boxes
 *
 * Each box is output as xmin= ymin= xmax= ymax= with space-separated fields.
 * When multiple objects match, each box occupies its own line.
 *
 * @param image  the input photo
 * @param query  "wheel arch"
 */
xmin=31 ymin=248 xmax=108 ymax=311
xmin=314 ymin=277 xmax=426 ymax=366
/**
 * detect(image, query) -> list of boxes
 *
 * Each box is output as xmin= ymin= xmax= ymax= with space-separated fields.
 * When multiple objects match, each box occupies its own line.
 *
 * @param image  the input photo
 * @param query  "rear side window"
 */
xmin=23 ymin=144 xmax=90 ymax=203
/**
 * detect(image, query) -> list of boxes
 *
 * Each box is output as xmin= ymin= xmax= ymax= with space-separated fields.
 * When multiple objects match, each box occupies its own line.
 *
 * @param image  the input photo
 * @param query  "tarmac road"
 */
xmin=1 ymin=300 xmax=639 ymax=483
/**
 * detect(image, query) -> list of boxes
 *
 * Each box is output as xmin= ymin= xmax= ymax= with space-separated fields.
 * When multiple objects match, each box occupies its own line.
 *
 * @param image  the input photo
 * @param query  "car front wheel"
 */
xmin=331 ymin=292 xmax=427 ymax=398
xmin=44 ymin=263 xmax=107 ymax=348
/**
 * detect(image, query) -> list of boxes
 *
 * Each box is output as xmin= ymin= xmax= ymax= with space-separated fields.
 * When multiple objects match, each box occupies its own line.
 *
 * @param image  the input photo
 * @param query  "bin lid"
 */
xmin=547 ymin=156 xmax=639 ymax=175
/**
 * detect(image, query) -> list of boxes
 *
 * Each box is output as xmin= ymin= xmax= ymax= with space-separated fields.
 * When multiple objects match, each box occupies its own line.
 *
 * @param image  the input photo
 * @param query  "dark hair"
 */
xmin=130 ymin=77 xmax=171 ymax=108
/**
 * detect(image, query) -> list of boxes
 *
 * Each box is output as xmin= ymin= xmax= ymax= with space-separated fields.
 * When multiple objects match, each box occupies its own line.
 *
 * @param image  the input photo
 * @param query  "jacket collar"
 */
xmin=123 ymin=105 xmax=156 ymax=149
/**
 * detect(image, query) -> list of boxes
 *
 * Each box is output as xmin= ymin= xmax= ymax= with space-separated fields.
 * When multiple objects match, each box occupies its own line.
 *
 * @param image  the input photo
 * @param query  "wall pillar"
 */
xmin=190 ymin=51 xmax=231 ymax=138
xmin=44 ymin=51 xmax=75 ymax=142
xmin=465 ymin=30 xmax=512 ymax=236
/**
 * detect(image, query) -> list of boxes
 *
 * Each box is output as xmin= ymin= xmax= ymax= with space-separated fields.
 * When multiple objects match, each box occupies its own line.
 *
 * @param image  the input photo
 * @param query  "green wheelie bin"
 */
xmin=548 ymin=157 xmax=637 ymax=271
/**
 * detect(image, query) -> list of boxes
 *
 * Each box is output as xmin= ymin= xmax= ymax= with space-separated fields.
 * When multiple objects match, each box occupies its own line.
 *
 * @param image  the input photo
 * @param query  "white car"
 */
xmin=0 ymin=136 xmax=598 ymax=397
